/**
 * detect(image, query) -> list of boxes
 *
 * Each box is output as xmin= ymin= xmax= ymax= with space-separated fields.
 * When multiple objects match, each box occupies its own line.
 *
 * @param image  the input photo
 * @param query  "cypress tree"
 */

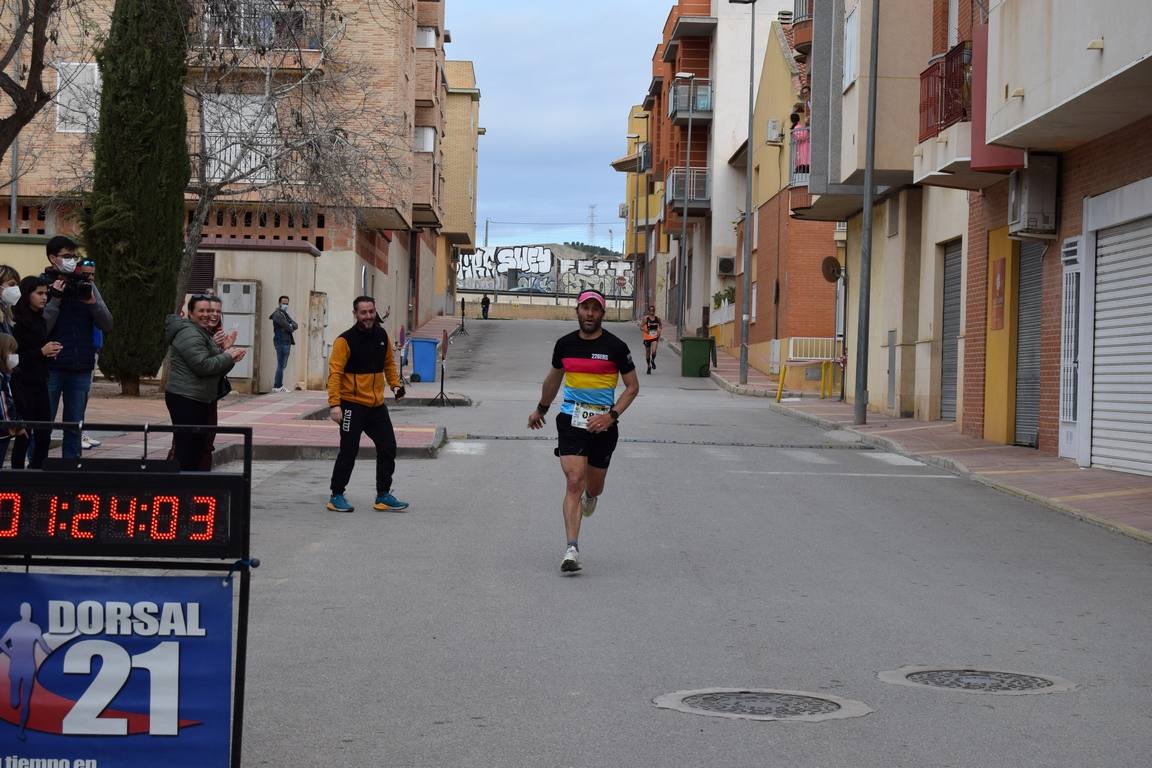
xmin=84 ymin=0 xmax=189 ymax=396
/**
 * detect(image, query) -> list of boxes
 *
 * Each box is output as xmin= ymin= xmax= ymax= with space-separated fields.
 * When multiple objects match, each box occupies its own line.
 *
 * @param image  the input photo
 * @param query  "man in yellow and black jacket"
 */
xmin=325 ymin=296 xmax=409 ymax=513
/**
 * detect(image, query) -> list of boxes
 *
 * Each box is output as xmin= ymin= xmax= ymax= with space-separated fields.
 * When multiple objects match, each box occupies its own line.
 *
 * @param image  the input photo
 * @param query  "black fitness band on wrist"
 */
xmin=537 ymin=403 xmax=550 ymax=414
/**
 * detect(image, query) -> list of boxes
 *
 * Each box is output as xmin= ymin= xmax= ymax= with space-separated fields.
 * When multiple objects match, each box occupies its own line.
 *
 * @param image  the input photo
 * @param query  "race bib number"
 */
xmin=570 ymin=403 xmax=609 ymax=430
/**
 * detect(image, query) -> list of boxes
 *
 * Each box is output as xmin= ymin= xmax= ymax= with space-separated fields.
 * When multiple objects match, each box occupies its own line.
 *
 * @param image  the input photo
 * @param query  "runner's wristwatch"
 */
xmin=608 ymin=409 xmax=620 ymax=422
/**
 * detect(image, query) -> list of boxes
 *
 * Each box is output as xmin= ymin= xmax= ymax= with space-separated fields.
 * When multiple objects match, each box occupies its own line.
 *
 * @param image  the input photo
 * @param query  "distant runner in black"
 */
xmin=639 ymin=305 xmax=662 ymax=374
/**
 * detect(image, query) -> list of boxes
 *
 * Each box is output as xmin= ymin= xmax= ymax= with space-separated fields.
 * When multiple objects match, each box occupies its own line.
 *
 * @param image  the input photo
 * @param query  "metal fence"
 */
xmin=190 ymin=0 xmax=328 ymax=51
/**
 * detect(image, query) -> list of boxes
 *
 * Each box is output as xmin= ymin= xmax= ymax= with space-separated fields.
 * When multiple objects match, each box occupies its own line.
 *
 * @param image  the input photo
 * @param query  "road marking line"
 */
xmin=441 ymin=442 xmax=487 ymax=455
xmin=780 ymin=450 xmax=837 ymax=465
xmin=729 ymin=470 xmax=956 ymax=478
xmin=864 ymin=452 xmax=926 ymax=467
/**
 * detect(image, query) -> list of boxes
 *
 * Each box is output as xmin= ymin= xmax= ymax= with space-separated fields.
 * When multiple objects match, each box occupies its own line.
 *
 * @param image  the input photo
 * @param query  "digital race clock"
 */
xmin=0 ymin=469 xmax=249 ymax=559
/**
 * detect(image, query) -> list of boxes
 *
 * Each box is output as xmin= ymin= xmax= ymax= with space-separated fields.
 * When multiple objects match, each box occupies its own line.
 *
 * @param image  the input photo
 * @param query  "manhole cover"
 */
xmin=878 ymin=666 xmax=1076 ymax=695
xmin=653 ymin=688 xmax=872 ymax=722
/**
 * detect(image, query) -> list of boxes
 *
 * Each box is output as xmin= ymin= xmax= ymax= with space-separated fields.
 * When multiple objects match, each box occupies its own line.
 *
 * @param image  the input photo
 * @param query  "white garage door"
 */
xmin=1092 ymin=216 xmax=1152 ymax=475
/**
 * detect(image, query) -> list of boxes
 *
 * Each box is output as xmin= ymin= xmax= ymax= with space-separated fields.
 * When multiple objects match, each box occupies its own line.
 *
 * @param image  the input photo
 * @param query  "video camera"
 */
xmin=47 ymin=268 xmax=94 ymax=302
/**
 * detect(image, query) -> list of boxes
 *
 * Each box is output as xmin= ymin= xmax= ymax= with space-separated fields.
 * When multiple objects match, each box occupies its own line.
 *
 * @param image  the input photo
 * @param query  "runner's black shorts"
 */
xmin=643 ymin=338 xmax=658 ymax=349
xmin=554 ymin=412 xmax=619 ymax=469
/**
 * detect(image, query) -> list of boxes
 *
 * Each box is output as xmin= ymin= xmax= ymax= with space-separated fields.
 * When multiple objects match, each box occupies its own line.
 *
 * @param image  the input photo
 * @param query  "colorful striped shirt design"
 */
xmin=551 ymin=330 xmax=635 ymax=416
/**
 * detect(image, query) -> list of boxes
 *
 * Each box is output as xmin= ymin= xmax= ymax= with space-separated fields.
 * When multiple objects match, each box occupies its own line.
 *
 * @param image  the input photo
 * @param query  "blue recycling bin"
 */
xmin=410 ymin=337 xmax=439 ymax=383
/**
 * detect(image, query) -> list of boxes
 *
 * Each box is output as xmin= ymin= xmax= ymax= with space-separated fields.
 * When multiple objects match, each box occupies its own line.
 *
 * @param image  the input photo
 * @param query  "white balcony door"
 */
xmin=202 ymin=94 xmax=278 ymax=183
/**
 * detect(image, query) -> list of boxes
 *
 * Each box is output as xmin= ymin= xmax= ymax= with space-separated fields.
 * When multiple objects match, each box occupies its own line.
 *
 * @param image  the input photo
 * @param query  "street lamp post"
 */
xmin=854 ymin=0 xmax=881 ymax=425
xmin=674 ymin=71 xmax=696 ymax=335
xmin=729 ymin=0 xmax=757 ymax=384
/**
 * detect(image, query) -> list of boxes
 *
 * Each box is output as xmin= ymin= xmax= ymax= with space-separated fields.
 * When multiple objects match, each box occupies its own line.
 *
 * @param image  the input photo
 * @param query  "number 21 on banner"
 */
xmin=63 ymin=641 xmax=180 ymax=736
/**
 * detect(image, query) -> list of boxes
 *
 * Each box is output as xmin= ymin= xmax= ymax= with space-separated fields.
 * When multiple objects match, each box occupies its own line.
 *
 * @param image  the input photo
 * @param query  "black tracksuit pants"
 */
xmin=329 ymin=401 xmax=397 ymax=496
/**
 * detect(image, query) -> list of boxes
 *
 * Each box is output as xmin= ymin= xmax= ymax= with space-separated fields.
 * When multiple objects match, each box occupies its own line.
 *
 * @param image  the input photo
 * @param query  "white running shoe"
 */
xmin=561 ymin=545 xmax=581 ymax=572
xmin=81 ymin=433 xmax=101 ymax=449
xmin=272 ymin=387 xmax=286 ymax=393
xmin=580 ymin=491 xmax=598 ymax=518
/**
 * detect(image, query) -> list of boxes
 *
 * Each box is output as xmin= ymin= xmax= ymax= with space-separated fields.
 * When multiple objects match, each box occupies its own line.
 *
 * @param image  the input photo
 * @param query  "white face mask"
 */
xmin=1 ymin=285 xmax=19 ymax=306
xmin=5 ymin=354 xmax=17 ymax=370
xmin=57 ymin=258 xmax=78 ymax=274
xmin=280 ymin=303 xmax=289 ymax=311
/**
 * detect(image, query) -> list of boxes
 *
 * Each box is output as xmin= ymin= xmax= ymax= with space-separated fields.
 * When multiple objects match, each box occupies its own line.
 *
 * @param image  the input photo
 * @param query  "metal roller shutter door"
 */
xmin=1092 ymin=216 xmax=1152 ymax=475
xmin=1014 ymin=241 xmax=1043 ymax=447
xmin=940 ymin=241 xmax=962 ymax=421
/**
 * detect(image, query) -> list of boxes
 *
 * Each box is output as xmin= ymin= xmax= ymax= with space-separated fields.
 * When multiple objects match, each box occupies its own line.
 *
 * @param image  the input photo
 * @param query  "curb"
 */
xmin=213 ymin=426 xmax=446 ymax=464
xmin=766 ymin=401 xmax=1152 ymax=546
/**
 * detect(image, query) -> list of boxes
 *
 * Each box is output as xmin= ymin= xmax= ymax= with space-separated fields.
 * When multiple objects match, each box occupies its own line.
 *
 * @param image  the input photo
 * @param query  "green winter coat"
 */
xmin=165 ymin=315 xmax=235 ymax=403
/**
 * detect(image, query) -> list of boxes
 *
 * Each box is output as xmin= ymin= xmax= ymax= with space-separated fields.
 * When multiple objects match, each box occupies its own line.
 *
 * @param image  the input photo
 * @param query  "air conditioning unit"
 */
xmin=717 ymin=257 xmax=736 ymax=276
xmin=618 ymin=203 xmax=629 ymax=219
xmin=1008 ymin=153 xmax=1058 ymax=239
xmin=766 ymin=118 xmax=784 ymax=143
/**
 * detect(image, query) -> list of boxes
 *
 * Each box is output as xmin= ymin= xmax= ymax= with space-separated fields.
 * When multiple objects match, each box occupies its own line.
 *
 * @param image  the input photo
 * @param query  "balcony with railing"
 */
xmin=664 ymin=167 xmax=711 ymax=213
xmin=792 ymin=0 xmax=813 ymax=54
xmin=789 ymin=125 xmax=810 ymax=187
xmin=668 ymin=80 xmax=713 ymax=125
xmin=918 ymin=42 xmax=971 ymax=142
xmin=913 ymin=41 xmax=1005 ymax=189
xmin=189 ymin=0 xmax=327 ymax=69
xmin=190 ymin=131 xmax=323 ymax=187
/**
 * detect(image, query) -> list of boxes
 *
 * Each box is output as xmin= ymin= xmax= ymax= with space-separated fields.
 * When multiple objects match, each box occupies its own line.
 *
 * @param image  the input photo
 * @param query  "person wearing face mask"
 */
xmin=0 ymin=265 xmax=20 ymax=336
xmin=268 ymin=295 xmax=298 ymax=393
xmin=11 ymin=276 xmax=63 ymax=469
xmin=40 ymin=236 xmax=113 ymax=460
xmin=0 ymin=333 xmax=23 ymax=468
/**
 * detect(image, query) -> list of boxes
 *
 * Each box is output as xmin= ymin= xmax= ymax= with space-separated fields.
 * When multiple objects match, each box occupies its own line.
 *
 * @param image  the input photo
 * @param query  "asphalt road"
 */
xmin=239 ymin=317 xmax=1152 ymax=768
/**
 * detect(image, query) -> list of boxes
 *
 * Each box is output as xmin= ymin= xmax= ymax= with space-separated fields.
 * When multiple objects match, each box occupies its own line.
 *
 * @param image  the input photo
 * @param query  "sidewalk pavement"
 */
xmin=672 ymin=339 xmax=1152 ymax=544
xmin=76 ymin=314 xmax=471 ymax=462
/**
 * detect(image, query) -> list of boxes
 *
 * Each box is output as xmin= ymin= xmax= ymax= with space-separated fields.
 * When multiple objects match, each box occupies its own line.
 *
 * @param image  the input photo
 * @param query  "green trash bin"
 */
xmin=680 ymin=336 xmax=715 ymax=377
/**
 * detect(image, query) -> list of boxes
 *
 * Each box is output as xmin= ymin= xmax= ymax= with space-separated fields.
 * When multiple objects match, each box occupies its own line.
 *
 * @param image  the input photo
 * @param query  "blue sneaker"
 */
xmin=326 ymin=494 xmax=355 ymax=513
xmin=373 ymin=492 xmax=410 ymax=512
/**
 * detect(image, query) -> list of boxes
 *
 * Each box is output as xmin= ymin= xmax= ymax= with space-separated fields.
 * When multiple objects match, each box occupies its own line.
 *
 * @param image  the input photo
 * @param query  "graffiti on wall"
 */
xmin=456 ymin=246 xmax=633 ymax=295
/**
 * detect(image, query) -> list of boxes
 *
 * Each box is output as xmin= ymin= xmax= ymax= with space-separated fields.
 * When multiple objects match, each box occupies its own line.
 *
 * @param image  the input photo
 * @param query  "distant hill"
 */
xmin=564 ymin=241 xmax=623 ymax=258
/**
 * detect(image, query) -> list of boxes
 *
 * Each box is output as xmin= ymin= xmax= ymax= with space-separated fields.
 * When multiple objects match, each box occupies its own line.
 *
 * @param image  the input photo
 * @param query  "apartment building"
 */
xmin=732 ymin=16 xmax=839 ymax=387
xmin=439 ymin=60 xmax=484 ymax=316
xmin=800 ymin=0 xmax=972 ymax=422
xmin=974 ymin=0 xmax=1152 ymax=474
xmin=0 ymin=0 xmax=471 ymax=393
xmin=611 ymin=106 xmax=656 ymax=318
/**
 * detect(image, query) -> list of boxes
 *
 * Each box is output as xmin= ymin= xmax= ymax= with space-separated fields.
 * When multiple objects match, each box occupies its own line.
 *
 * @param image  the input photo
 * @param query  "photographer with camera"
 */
xmin=40 ymin=236 xmax=113 ymax=459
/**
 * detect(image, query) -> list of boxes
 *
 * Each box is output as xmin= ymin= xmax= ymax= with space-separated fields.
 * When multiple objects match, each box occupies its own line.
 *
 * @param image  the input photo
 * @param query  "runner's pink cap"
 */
xmin=577 ymin=289 xmax=606 ymax=308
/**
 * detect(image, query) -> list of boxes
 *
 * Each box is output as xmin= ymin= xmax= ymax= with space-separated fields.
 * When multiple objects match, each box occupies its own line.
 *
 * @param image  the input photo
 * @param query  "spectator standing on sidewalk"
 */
xmin=325 ymin=296 xmax=409 ymax=513
xmin=164 ymin=294 xmax=245 ymax=471
xmin=269 ymin=295 xmax=298 ymax=392
xmin=41 ymin=237 xmax=112 ymax=459
xmin=11 ymin=276 xmax=61 ymax=469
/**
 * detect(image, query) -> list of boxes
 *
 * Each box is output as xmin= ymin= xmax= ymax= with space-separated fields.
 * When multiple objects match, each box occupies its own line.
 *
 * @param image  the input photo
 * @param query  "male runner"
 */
xmin=639 ymin=304 xmax=662 ymax=374
xmin=528 ymin=289 xmax=639 ymax=573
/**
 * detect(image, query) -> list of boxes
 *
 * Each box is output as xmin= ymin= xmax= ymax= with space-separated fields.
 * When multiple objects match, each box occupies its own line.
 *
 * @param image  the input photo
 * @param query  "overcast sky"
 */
xmin=444 ymin=2 xmax=672 ymax=251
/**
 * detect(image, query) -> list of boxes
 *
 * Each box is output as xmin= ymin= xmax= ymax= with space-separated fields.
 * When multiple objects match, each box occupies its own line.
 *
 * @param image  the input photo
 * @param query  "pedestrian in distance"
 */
xmin=164 ymin=294 xmax=246 ymax=471
xmin=41 ymin=236 xmax=112 ymax=459
xmin=325 ymin=296 xmax=409 ymax=513
xmin=528 ymin=289 xmax=639 ymax=573
xmin=639 ymin=304 xmax=662 ymax=374
xmin=269 ymin=294 xmax=298 ymax=392
xmin=480 ymin=293 xmax=491 ymax=319
xmin=10 ymin=276 xmax=61 ymax=469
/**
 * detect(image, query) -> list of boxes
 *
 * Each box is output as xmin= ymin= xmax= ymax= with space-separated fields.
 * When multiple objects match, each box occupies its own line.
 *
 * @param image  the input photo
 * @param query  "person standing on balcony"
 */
xmin=790 ymin=112 xmax=810 ymax=174
xmin=269 ymin=295 xmax=298 ymax=392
